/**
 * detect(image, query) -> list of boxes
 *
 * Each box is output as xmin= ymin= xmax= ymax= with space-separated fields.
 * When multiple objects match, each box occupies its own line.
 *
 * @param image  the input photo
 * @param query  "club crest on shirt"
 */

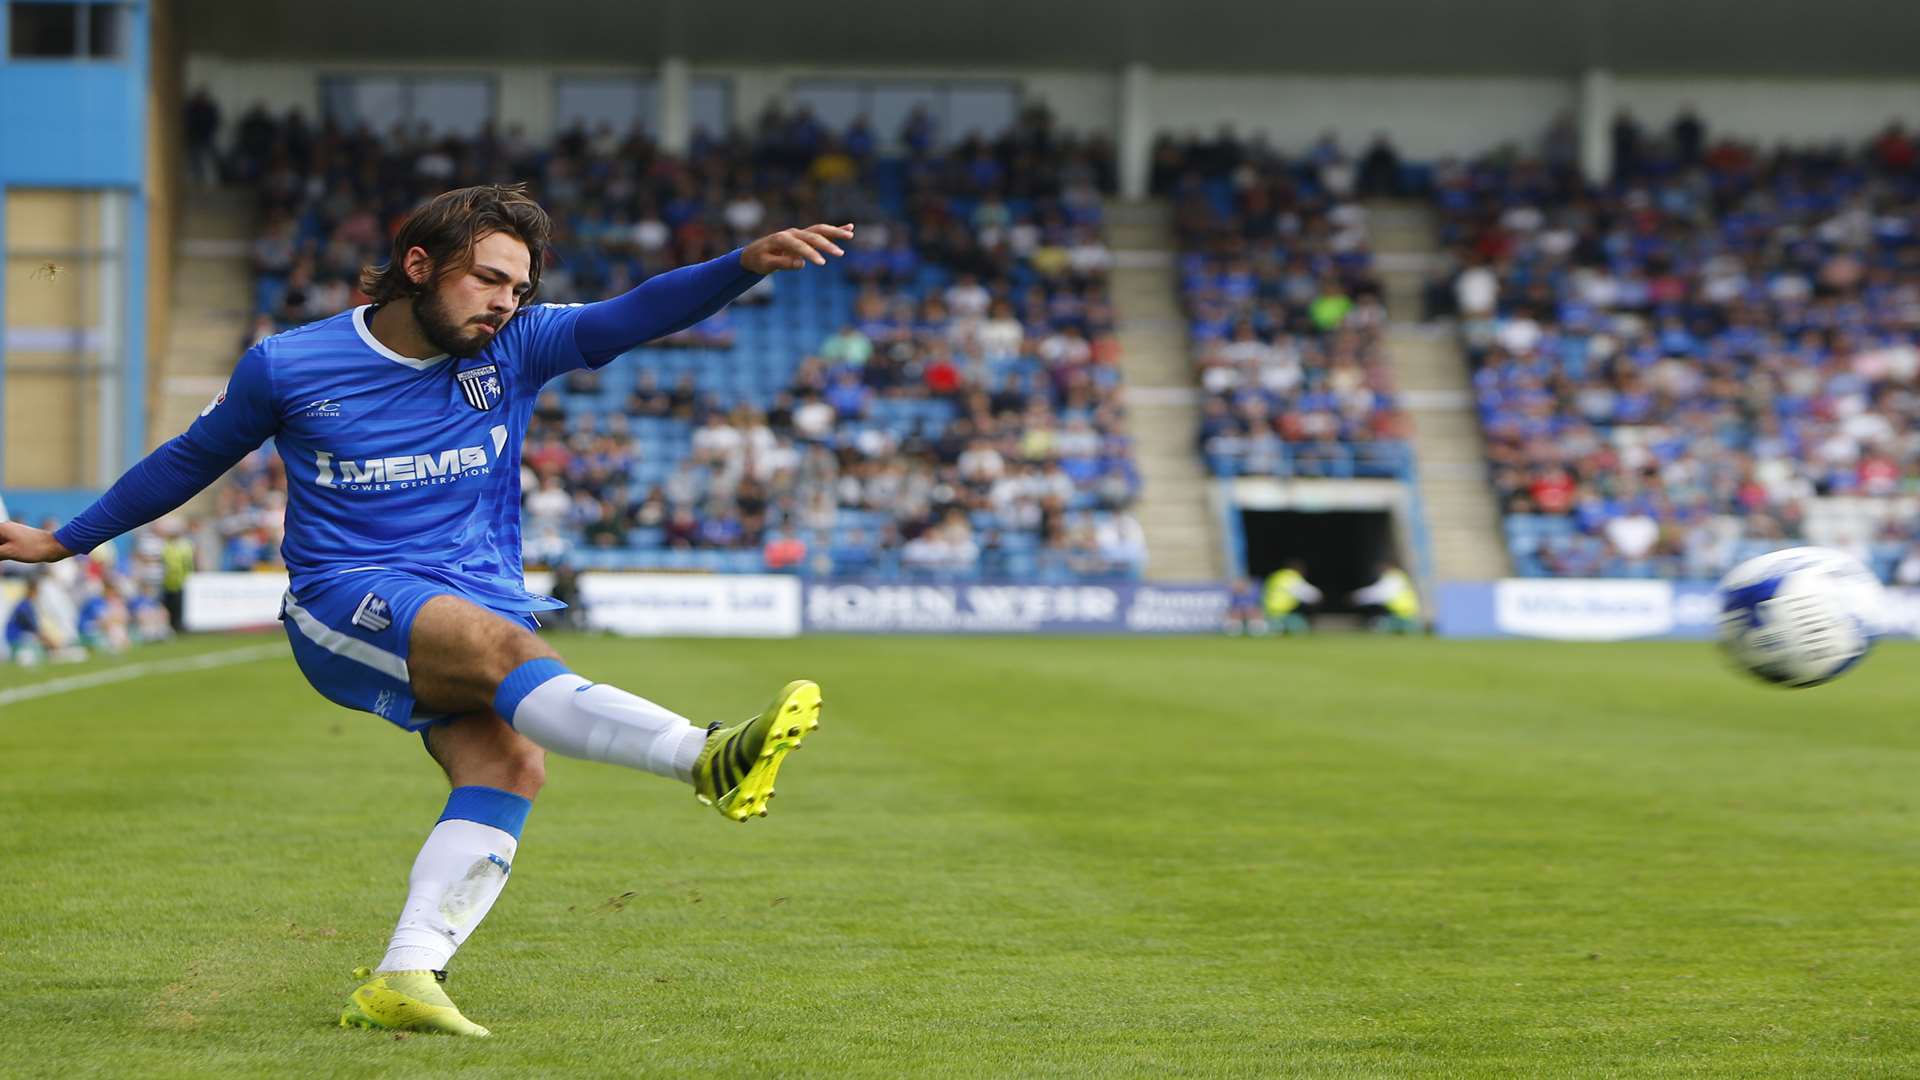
xmin=456 ymin=363 xmax=503 ymax=412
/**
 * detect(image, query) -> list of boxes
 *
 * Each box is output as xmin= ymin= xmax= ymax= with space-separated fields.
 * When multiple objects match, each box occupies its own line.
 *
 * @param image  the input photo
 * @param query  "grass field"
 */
xmin=4 ymin=631 xmax=1920 ymax=1078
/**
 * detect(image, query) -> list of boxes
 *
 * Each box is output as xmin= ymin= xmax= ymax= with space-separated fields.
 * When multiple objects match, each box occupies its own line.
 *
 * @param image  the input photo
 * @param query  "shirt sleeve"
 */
xmin=506 ymin=249 xmax=764 ymax=387
xmin=494 ymin=301 xmax=591 ymax=389
xmin=54 ymin=344 xmax=281 ymax=555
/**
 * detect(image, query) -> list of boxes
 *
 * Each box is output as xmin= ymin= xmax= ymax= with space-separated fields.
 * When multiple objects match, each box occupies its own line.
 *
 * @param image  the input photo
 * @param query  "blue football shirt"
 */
xmin=163 ymin=303 xmax=586 ymax=612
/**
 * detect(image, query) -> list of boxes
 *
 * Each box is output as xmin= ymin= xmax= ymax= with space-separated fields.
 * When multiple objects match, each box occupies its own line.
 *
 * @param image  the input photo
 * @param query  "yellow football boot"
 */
xmin=692 ymin=679 xmax=822 ymax=822
xmin=339 ymin=967 xmax=490 ymax=1036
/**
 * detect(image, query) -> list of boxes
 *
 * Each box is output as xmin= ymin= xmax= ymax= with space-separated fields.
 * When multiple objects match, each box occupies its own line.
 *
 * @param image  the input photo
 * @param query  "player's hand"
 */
xmin=740 ymin=224 xmax=854 ymax=274
xmin=0 ymin=520 xmax=72 ymax=564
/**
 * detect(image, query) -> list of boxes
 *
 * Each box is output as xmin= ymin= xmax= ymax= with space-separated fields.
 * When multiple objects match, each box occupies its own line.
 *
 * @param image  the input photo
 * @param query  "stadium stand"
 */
xmin=204 ymin=106 xmax=1145 ymax=581
xmin=1152 ymin=135 xmax=1412 ymax=481
xmin=1431 ymin=114 xmax=1920 ymax=582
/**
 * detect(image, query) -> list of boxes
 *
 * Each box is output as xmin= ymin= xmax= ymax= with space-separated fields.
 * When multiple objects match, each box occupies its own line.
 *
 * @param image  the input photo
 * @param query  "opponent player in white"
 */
xmin=0 ymin=184 xmax=851 ymax=1035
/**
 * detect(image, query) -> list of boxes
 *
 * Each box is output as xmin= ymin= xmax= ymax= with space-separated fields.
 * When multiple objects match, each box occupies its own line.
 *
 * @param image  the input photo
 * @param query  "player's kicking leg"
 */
xmin=339 ymin=594 xmax=821 ymax=1036
xmin=403 ymin=596 xmax=822 ymax=821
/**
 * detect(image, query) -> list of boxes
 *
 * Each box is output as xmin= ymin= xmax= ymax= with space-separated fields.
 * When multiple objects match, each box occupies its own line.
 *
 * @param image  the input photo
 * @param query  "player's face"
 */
xmin=417 ymin=230 xmax=532 ymax=358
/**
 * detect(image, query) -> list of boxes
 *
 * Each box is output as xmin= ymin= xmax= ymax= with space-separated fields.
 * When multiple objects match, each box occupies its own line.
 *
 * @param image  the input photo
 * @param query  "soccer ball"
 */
xmin=1716 ymin=546 xmax=1886 ymax=687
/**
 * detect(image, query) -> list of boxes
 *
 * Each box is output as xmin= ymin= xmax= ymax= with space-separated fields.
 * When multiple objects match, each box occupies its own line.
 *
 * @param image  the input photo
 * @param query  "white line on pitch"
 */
xmin=0 ymin=642 xmax=288 ymax=707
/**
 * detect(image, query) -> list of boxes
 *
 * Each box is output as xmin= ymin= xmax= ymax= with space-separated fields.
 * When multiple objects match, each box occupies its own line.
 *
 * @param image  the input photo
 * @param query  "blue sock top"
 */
xmin=493 ymin=657 xmax=571 ymax=723
xmin=440 ymin=785 xmax=532 ymax=839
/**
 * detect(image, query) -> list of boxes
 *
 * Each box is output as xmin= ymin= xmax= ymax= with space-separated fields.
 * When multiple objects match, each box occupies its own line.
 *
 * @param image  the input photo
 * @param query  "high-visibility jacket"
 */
xmin=162 ymin=538 xmax=196 ymax=591
xmin=1262 ymin=569 xmax=1321 ymax=616
xmin=1356 ymin=569 xmax=1420 ymax=619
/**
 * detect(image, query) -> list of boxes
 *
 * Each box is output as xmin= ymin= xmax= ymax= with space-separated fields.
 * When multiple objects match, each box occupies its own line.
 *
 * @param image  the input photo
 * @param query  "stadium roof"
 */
xmin=185 ymin=0 xmax=1917 ymax=77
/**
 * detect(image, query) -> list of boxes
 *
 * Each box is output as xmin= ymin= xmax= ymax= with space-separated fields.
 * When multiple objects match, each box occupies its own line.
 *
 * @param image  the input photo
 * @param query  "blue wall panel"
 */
xmin=0 ymin=64 xmax=142 ymax=184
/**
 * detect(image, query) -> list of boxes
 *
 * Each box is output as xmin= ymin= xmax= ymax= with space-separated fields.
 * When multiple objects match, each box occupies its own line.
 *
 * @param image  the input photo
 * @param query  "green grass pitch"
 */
xmin=3 ymin=632 xmax=1919 ymax=1077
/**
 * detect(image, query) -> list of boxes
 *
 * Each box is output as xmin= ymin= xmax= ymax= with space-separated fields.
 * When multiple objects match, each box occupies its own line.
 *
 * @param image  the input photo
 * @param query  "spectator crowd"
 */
xmin=48 ymin=91 xmax=1920 ymax=652
xmin=1430 ymin=110 xmax=1920 ymax=581
xmin=1154 ymin=132 xmax=1410 ymax=480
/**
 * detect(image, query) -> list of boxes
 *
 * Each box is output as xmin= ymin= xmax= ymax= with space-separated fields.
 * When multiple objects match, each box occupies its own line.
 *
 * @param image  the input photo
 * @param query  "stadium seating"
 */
xmin=1158 ymin=137 xmax=1411 ymax=481
xmin=1433 ymin=119 xmax=1920 ymax=582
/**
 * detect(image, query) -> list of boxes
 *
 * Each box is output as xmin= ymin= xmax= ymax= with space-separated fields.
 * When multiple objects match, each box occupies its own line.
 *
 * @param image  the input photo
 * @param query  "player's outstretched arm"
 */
xmin=0 ymin=520 xmax=71 ymax=563
xmin=568 ymin=225 xmax=853 ymax=369
xmin=16 ymin=346 xmax=282 ymax=563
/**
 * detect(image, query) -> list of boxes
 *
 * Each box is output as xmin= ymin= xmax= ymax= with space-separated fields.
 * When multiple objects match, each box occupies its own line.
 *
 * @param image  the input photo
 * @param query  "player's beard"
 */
xmin=413 ymin=288 xmax=499 ymax=359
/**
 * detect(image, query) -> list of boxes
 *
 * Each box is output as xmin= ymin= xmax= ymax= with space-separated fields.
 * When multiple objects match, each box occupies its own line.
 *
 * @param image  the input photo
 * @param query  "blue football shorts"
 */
xmin=279 ymin=567 xmax=538 ymax=731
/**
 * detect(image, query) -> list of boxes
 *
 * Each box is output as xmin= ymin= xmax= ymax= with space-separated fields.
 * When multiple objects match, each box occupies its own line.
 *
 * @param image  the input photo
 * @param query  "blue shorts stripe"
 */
xmin=439 ymin=785 xmax=532 ymax=839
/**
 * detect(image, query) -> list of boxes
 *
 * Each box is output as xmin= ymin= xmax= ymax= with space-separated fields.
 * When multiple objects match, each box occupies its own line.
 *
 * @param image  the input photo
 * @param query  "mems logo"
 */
xmin=315 ymin=425 xmax=508 ymax=491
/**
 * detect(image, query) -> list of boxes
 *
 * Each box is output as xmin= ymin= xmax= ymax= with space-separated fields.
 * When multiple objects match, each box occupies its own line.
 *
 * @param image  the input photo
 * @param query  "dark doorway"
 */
xmin=1239 ymin=509 xmax=1400 ymax=615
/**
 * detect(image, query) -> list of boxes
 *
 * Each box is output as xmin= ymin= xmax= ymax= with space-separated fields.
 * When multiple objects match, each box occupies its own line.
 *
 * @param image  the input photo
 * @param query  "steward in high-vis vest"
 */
xmin=1354 ymin=563 xmax=1421 ymax=633
xmin=161 ymin=530 xmax=196 ymax=632
xmin=1262 ymin=561 xmax=1323 ymax=635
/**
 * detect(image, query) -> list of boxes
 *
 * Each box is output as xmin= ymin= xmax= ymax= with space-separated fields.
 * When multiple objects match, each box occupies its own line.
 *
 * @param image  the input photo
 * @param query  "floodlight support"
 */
xmin=1579 ymin=66 xmax=1613 ymax=186
xmin=660 ymin=55 xmax=692 ymax=156
xmin=1118 ymin=61 xmax=1152 ymax=199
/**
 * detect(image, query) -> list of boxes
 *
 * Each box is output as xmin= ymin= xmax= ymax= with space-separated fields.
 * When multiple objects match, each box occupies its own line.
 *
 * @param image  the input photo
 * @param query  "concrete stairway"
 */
xmin=1106 ymin=199 xmax=1225 ymax=581
xmin=1368 ymin=201 xmax=1510 ymax=582
xmin=151 ymin=189 xmax=255 ymax=448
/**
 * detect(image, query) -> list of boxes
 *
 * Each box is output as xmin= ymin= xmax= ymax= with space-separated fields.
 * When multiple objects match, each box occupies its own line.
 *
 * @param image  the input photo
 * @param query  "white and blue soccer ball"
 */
xmin=1716 ymin=546 xmax=1886 ymax=688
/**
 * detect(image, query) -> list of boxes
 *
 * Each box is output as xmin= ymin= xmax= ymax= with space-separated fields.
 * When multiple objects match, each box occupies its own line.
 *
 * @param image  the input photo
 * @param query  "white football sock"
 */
xmin=378 ymin=817 xmax=518 ymax=973
xmin=508 ymin=672 xmax=708 ymax=783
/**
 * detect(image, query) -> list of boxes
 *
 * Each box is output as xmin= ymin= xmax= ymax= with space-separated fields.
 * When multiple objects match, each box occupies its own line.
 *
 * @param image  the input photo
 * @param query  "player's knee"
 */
xmin=499 ymin=739 xmax=546 ymax=797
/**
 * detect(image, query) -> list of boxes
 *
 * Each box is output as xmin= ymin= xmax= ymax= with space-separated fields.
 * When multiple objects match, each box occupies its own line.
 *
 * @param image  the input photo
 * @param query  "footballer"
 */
xmin=0 ymin=184 xmax=850 ymax=1036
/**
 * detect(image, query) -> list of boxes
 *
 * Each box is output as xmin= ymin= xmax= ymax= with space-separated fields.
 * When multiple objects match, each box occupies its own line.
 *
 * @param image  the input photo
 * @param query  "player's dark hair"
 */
xmin=359 ymin=183 xmax=550 ymax=304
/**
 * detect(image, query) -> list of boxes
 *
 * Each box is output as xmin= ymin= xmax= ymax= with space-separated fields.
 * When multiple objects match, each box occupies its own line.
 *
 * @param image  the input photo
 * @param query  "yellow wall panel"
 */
xmin=2 ymin=362 xmax=89 ymax=487
xmin=4 ymin=257 xmax=99 ymax=330
xmin=5 ymin=188 xmax=123 ymax=486
xmin=5 ymin=189 xmax=103 ymax=252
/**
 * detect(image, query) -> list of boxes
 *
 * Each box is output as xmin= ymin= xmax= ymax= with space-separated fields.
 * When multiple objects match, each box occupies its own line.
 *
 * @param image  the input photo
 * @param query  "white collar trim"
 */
xmin=353 ymin=305 xmax=449 ymax=370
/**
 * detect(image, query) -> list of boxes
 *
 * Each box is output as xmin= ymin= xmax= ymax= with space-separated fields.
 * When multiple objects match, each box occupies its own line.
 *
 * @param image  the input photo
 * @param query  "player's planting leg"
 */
xmin=343 ymin=713 xmax=541 ymax=1036
xmin=409 ymin=596 xmax=822 ymax=822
